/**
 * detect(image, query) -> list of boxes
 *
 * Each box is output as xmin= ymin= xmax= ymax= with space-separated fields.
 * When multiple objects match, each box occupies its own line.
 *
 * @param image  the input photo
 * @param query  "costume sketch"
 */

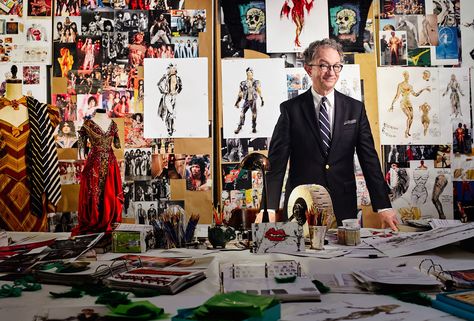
xmin=443 ymin=74 xmax=464 ymax=117
xmin=389 ymin=70 xmax=431 ymax=138
xmin=284 ymin=296 xmax=450 ymax=321
xmin=265 ymin=0 xmax=328 ymax=52
xmin=280 ymin=0 xmax=314 ymax=47
xmin=143 ymin=58 xmax=208 ymax=138
xmin=460 ymin=0 xmax=474 ymax=67
xmin=439 ymin=68 xmax=469 ymax=125
xmin=157 ymin=63 xmax=182 ymax=136
xmin=233 ymin=67 xmax=264 ymax=135
xmin=452 ymin=154 xmax=474 ymax=181
xmin=222 ymin=58 xmax=287 ymax=138
xmin=378 ymin=67 xmax=445 ymax=145
xmin=390 ymin=160 xmax=453 ymax=221
xmin=334 ymin=64 xmax=361 ymax=102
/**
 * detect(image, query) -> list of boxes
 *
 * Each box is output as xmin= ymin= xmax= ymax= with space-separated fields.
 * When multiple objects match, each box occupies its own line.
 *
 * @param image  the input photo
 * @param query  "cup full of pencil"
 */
xmin=208 ymin=204 xmax=236 ymax=248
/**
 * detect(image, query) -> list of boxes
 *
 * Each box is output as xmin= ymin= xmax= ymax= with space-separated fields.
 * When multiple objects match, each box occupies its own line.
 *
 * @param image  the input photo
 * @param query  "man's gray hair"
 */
xmin=303 ymin=38 xmax=344 ymax=65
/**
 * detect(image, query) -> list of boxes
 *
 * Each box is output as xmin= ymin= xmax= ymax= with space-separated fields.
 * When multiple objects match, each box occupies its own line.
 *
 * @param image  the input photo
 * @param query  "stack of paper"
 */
xmin=352 ymin=266 xmax=442 ymax=293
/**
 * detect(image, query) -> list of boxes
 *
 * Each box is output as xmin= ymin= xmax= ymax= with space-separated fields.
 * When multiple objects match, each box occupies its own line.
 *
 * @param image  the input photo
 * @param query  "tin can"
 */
xmin=337 ymin=227 xmax=346 ymax=245
xmin=345 ymin=227 xmax=361 ymax=246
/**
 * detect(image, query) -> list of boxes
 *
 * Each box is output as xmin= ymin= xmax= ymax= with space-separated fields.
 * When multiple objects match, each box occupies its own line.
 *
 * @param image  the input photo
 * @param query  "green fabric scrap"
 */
xmin=55 ymin=261 xmax=91 ymax=273
xmin=390 ymin=291 xmax=433 ymax=306
xmin=191 ymin=291 xmax=278 ymax=320
xmin=0 ymin=284 xmax=22 ymax=298
xmin=107 ymin=300 xmax=167 ymax=320
xmin=312 ymin=279 xmax=331 ymax=294
xmin=274 ymin=275 xmax=296 ymax=283
xmin=79 ymin=283 xmax=112 ymax=296
xmin=95 ymin=291 xmax=130 ymax=307
xmin=49 ymin=287 xmax=84 ymax=298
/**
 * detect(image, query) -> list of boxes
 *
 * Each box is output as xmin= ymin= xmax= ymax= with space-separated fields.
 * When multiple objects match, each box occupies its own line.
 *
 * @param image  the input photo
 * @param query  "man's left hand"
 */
xmin=379 ymin=209 xmax=399 ymax=231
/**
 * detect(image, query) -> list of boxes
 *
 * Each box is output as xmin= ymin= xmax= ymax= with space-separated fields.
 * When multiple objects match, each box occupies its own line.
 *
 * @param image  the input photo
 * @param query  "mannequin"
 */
xmin=92 ymin=108 xmax=112 ymax=133
xmin=73 ymin=108 xmax=123 ymax=235
xmin=0 ymin=65 xmax=62 ymax=232
xmin=0 ymin=65 xmax=28 ymax=127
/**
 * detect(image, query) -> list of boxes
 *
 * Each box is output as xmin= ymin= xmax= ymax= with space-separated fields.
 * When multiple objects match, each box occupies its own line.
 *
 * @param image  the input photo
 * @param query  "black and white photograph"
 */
xmin=124 ymin=147 xmax=152 ymax=180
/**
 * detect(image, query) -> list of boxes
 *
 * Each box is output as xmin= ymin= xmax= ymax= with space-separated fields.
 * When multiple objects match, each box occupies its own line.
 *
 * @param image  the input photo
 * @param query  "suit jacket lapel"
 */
xmin=301 ymin=89 xmax=326 ymax=156
xmin=329 ymin=90 xmax=344 ymax=158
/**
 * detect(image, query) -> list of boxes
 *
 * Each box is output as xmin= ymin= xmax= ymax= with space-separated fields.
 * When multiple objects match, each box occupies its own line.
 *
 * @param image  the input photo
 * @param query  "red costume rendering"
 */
xmin=72 ymin=119 xmax=123 ymax=235
xmin=280 ymin=0 xmax=314 ymax=47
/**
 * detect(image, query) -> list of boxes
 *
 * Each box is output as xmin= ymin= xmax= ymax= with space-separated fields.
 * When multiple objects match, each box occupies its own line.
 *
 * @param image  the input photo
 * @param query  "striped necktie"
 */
xmin=319 ymin=96 xmax=331 ymax=155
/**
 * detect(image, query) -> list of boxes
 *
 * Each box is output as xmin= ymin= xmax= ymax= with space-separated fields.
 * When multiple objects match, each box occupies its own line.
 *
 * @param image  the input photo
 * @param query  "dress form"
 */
xmin=92 ymin=109 xmax=112 ymax=133
xmin=0 ymin=67 xmax=28 ymax=128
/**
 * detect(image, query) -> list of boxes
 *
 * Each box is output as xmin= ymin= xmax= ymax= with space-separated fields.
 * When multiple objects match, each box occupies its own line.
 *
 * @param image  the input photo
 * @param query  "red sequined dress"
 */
xmin=72 ymin=119 xmax=123 ymax=235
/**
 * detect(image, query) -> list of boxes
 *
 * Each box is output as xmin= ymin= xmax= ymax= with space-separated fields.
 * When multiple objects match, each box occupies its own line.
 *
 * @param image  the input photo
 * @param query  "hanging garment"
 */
xmin=72 ymin=119 xmax=123 ymax=235
xmin=0 ymin=96 xmax=61 ymax=231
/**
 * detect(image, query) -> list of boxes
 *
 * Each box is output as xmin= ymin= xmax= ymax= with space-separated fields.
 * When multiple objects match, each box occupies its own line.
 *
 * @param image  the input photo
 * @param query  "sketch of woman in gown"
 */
xmin=389 ymin=71 xmax=431 ymax=138
xmin=442 ymin=73 xmax=464 ymax=117
xmin=280 ymin=0 xmax=314 ymax=47
xmin=72 ymin=119 xmax=123 ymax=235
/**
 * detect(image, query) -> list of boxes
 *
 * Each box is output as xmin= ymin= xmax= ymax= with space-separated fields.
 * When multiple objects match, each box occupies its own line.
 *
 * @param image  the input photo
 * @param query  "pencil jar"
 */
xmin=309 ymin=225 xmax=327 ymax=250
xmin=208 ymin=225 xmax=236 ymax=248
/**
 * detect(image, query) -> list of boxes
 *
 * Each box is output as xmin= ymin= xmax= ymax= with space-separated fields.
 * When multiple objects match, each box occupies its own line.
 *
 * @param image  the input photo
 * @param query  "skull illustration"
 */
xmin=246 ymin=7 xmax=265 ymax=34
xmin=336 ymin=9 xmax=357 ymax=34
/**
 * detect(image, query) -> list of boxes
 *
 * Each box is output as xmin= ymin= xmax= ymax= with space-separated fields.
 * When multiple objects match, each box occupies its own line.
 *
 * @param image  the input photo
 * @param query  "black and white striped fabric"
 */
xmin=27 ymin=96 xmax=61 ymax=217
xmin=319 ymin=96 xmax=331 ymax=156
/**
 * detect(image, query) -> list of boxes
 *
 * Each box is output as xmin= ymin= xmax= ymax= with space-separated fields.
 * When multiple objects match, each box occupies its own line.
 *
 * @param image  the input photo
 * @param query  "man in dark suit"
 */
xmin=266 ymin=38 xmax=398 ymax=230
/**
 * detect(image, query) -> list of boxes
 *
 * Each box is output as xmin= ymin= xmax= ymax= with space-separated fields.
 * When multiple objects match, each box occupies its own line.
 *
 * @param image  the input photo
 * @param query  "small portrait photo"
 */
xmin=185 ymin=154 xmax=211 ymax=191
xmin=125 ymin=148 xmax=152 ymax=180
xmin=0 ymin=19 xmax=5 ymax=35
xmin=151 ymin=177 xmax=170 ymax=201
xmin=221 ymin=137 xmax=249 ymax=163
xmin=124 ymin=112 xmax=152 ymax=148
xmin=74 ymin=69 xmax=103 ymax=94
xmin=54 ymin=16 xmax=81 ymax=43
xmin=74 ymin=159 xmax=85 ymax=184
xmin=222 ymin=163 xmax=251 ymax=191
xmin=59 ymin=160 xmax=78 ymax=184
xmin=133 ymin=201 xmax=158 ymax=224
xmin=76 ymin=36 xmax=102 ymax=71
xmin=151 ymin=153 xmax=186 ymax=179
xmin=151 ymin=137 xmax=174 ymax=154
xmin=76 ymin=93 xmax=102 ymax=120
xmin=5 ymin=22 xmax=18 ymax=34
xmin=55 ymin=121 xmax=78 ymax=148
xmin=22 ymin=66 xmax=41 ymax=84
xmin=28 ymin=0 xmax=52 ymax=16
xmin=47 ymin=211 xmax=78 ymax=232
xmin=122 ymin=181 xmax=135 ymax=218
xmin=54 ymin=0 xmax=81 ymax=16
xmin=53 ymin=93 xmax=77 ymax=122
xmin=434 ymin=145 xmax=451 ymax=168
xmin=53 ymin=42 xmax=78 ymax=77
xmin=379 ymin=30 xmax=408 ymax=66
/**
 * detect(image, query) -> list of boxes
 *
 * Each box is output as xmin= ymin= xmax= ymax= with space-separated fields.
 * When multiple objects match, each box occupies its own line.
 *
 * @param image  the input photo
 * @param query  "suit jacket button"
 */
xmin=325 ymin=164 xmax=329 ymax=170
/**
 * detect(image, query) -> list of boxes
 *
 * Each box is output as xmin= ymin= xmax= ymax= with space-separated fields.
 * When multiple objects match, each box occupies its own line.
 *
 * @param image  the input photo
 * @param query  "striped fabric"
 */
xmin=26 ymin=96 xmax=61 ymax=217
xmin=319 ymin=96 xmax=331 ymax=156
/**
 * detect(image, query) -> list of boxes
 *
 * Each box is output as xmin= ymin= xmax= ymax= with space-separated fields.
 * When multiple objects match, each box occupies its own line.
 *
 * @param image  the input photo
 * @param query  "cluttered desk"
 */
xmin=0 ymin=221 xmax=473 ymax=321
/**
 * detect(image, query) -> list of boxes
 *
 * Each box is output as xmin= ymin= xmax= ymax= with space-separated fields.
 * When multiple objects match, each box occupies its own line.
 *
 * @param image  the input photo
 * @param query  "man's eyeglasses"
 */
xmin=308 ymin=63 xmax=343 ymax=73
